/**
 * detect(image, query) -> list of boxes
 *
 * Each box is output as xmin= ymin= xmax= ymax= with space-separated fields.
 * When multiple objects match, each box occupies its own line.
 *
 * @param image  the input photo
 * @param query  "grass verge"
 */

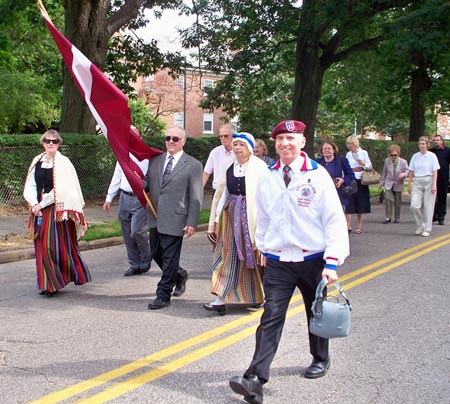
xmin=83 ymin=208 xmax=211 ymax=242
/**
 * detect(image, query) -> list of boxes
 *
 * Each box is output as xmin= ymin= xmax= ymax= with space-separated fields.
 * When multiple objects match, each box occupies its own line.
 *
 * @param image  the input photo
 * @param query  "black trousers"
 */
xmin=149 ymin=228 xmax=184 ymax=301
xmin=434 ymin=178 xmax=448 ymax=221
xmin=244 ymin=257 xmax=328 ymax=382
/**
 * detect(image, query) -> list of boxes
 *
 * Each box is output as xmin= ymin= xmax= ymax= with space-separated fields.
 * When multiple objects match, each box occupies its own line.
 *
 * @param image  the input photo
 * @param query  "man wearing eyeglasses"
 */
xmin=203 ymin=123 xmax=235 ymax=193
xmin=143 ymin=125 xmax=203 ymax=309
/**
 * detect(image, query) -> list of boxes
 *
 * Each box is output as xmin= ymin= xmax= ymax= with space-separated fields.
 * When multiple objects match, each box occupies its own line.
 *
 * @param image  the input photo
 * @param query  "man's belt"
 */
xmin=121 ymin=189 xmax=134 ymax=196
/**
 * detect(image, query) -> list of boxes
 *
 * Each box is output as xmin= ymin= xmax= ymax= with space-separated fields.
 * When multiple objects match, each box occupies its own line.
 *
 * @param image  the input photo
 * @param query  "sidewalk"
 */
xmin=0 ymin=194 xmax=213 ymax=264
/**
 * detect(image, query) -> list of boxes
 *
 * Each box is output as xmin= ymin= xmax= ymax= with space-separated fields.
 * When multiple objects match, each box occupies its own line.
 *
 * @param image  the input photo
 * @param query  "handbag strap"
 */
xmin=334 ymin=281 xmax=352 ymax=311
xmin=336 ymin=157 xmax=344 ymax=178
xmin=314 ymin=278 xmax=352 ymax=311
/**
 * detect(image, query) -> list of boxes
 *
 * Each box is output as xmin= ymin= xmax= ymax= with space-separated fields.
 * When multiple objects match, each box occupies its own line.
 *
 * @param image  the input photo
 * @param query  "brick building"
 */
xmin=134 ymin=67 xmax=234 ymax=137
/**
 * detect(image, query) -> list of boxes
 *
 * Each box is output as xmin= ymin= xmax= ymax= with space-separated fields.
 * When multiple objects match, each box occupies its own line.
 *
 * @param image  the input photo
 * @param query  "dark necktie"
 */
xmin=283 ymin=165 xmax=291 ymax=187
xmin=162 ymin=155 xmax=174 ymax=185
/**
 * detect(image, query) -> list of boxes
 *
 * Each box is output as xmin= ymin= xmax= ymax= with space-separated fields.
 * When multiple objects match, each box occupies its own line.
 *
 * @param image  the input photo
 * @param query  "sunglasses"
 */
xmin=43 ymin=138 xmax=60 ymax=144
xmin=219 ymin=135 xmax=230 ymax=138
xmin=390 ymin=154 xmax=398 ymax=157
xmin=165 ymin=136 xmax=183 ymax=142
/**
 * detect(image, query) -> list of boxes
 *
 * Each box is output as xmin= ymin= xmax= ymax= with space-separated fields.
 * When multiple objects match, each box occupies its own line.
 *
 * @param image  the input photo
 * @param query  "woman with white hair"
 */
xmin=204 ymin=132 xmax=267 ymax=315
xmin=23 ymin=129 xmax=91 ymax=297
xmin=345 ymin=135 xmax=373 ymax=234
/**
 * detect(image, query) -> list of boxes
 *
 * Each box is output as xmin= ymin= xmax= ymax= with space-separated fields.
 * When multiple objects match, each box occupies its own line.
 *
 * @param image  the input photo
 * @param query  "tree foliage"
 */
xmin=180 ymin=0 xmax=449 ymax=154
xmin=0 ymin=0 xmax=62 ymax=133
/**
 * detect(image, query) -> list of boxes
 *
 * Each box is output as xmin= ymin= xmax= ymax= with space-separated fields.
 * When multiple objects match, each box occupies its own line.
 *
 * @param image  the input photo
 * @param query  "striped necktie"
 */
xmin=162 ymin=155 xmax=174 ymax=185
xmin=283 ymin=165 xmax=291 ymax=187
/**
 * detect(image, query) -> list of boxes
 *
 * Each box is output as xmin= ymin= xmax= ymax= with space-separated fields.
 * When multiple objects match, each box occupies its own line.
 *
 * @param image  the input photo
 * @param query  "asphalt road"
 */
xmin=1 ymin=201 xmax=449 ymax=404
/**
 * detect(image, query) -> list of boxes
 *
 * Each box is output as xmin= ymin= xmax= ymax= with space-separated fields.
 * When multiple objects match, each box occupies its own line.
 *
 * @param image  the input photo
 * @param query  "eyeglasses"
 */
xmin=219 ymin=135 xmax=230 ymax=138
xmin=43 ymin=138 xmax=60 ymax=144
xmin=390 ymin=154 xmax=398 ymax=157
xmin=165 ymin=136 xmax=182 ymax=142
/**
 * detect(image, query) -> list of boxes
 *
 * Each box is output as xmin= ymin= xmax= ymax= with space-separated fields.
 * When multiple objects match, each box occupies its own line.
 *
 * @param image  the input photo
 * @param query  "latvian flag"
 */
xmin=37 ymin=0 xmax=162 ymax=207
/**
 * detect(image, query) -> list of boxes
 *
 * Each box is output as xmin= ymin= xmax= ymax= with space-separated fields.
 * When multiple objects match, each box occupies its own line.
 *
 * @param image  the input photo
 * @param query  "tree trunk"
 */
xmin=409 ymin=52 xmax=432 ymax=141
xmin=292 ymin=36 xmax=326 ymax=158
xmin=59 ymin=1 xmax=111 ymax=134
xmin=291 ymin=0 xmax=328 ymax=158
xmin=59 ymin=0 xmax=155 ymax=134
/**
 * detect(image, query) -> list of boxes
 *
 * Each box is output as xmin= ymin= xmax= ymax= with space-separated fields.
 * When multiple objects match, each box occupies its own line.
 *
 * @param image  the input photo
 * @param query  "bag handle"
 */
xmin=314 ymin=278 xmax=352 ymax=318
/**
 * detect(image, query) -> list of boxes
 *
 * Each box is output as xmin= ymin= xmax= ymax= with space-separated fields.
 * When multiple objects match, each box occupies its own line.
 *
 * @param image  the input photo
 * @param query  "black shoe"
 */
xmin=394 ymin=219 xmax=399 ymax=223
xmin=229 ymin=375 xmax=263 ymax=404
xmin=124 ymin=267 xmax=142 ymax=277
xmin=382 ymin=219 xmax=391 ymax=224
xmin=39 ymin=290 xmax=58 ymax=297
xmin=140 ymin=260 xmax=152 ymax=273
xmin=147 ymin=298 xmax=170 ymax=310
xmin=173 ymin=270 xmax=188 ymax=297
xmin=304 ymin=358 xmax=331 ymax=379
xmin=438 ymin=220 xmax=445 ymax=225
xmin=203 ymin=303 xmax=226 ymax=315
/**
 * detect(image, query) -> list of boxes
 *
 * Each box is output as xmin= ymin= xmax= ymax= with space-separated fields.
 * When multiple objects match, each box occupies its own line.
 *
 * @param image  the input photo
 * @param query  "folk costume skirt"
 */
xmin=33 ymin=204 xmax=91 ymax=293
xmin=210 ymin=195 xmax=264 ymax=304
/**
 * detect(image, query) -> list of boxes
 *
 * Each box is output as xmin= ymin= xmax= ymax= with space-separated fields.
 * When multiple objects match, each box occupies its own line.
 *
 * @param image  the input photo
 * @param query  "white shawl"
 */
xmin=23 ymin=151 xmax=88 ymax=240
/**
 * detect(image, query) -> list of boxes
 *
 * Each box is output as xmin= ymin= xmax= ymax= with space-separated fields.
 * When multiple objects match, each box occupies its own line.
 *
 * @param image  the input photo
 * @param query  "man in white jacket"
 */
xmin=230 ymin=120 xmax=350 ymax=404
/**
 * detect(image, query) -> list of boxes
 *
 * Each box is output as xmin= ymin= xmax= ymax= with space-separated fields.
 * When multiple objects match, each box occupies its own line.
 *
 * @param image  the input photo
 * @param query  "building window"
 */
xmin=176 ymin=76 xmax=185 ymax=88
xmin=203 ymin=113 xmax=213 ymax=133
xmin=203 ymin=79 xmax=214 ymax=95
xmin=204 ymin=79 xmax=214 ymax=88
xmin=174 ymin=112 xmax=184 ymax=128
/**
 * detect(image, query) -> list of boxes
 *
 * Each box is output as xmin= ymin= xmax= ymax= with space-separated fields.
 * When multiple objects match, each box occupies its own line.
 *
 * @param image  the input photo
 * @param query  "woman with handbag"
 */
xmin=23 ymin=130 xmax=91 ymax=297
xmin=317 ymin=140 xmax=356 ymax=210
xmin=379 ymin=145 xmax=409 ymax=224
xmin=344 ymin=136 xmax=373 ymax=234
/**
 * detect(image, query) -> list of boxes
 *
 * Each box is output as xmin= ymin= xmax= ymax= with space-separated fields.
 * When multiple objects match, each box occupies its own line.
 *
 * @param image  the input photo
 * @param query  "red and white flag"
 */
xmin=37 ymin=1 xmax=162 ymax=207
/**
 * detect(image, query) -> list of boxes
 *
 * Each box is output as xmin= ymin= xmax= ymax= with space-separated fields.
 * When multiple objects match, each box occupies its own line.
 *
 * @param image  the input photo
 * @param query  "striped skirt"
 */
xmin=210 ymin=195 xmax=264 ymax=304
xmin=33 ymin=204 xmax=91 ymax=293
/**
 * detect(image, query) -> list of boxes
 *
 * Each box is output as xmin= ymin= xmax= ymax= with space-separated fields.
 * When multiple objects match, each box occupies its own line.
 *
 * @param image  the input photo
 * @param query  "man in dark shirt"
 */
xmin=430 ymin=135 xmax=450 ymax=225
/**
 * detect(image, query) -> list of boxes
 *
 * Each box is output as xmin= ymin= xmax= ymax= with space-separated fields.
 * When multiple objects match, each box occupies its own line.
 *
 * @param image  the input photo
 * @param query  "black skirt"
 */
xmin=345 ymin=179 xmax=371 ymax=214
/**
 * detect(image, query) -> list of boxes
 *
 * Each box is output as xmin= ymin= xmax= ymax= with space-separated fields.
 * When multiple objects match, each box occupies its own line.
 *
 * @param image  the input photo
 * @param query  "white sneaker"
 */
xmin=421 ymin=231 xmax=430 ymax=237
xmin=415 ymin=224 xmax=425 ymax=235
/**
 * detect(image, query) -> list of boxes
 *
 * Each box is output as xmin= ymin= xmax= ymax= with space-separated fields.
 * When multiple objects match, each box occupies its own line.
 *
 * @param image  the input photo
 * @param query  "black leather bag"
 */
xmin=341 ymin=180 xmax=357 ymax=197
xmin=336 ymin=158 xmax=357 ymax=197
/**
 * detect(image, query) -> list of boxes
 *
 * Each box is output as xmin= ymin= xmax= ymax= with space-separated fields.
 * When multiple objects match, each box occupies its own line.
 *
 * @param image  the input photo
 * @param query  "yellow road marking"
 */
xmin=28 ymin=234 xmax=450 ymax=404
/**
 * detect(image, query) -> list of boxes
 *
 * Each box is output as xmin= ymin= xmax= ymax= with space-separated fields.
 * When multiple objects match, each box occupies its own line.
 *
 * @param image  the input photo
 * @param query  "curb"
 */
xmin=0 ymin=224 xmax=209 ymax=265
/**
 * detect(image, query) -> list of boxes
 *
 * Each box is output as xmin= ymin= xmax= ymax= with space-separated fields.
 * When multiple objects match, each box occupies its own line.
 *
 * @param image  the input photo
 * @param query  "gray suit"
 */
xmin=144 ymin=151 xmax=203 ymax=301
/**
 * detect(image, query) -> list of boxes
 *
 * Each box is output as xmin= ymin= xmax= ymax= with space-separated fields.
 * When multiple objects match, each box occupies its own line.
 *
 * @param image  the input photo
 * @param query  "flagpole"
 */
xmin=142 ymin=190 xmax=157 ymax=218
xmin=36 ymin=0 xmax=52 ymax=23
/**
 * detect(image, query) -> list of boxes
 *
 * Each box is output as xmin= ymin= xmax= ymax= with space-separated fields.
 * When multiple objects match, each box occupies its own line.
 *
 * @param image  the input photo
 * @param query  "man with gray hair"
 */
xmin=143 ymin=125 xmax=203 ymax=309
xmin=203 ymin=123 xmax=235 ymax=193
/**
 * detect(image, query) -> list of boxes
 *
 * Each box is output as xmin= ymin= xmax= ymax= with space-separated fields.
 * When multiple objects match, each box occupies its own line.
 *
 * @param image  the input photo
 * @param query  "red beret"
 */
xmin=270 ymin=120 xmax=306 ymax=139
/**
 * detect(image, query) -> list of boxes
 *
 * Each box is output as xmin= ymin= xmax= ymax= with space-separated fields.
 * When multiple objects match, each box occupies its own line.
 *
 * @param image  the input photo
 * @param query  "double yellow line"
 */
xmin=29 ymin=233 xmax=450 ymax=404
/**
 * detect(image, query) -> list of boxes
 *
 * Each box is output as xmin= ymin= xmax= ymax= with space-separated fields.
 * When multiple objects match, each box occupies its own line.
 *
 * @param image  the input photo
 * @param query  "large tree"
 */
xmin=0 ymin=0 xmax=62 ymax=133
xmin=181 ymin=0 xmax=443 ymax=155
xmin=59 ymin=0 xmax=181 ymax=134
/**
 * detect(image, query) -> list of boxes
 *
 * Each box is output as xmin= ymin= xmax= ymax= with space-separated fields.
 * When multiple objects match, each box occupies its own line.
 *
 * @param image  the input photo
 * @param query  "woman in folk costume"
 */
xmin=204 ymin=132 xmax=267 ymax=315
xmin=23 ymin=130 xmax=91 ymax=297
